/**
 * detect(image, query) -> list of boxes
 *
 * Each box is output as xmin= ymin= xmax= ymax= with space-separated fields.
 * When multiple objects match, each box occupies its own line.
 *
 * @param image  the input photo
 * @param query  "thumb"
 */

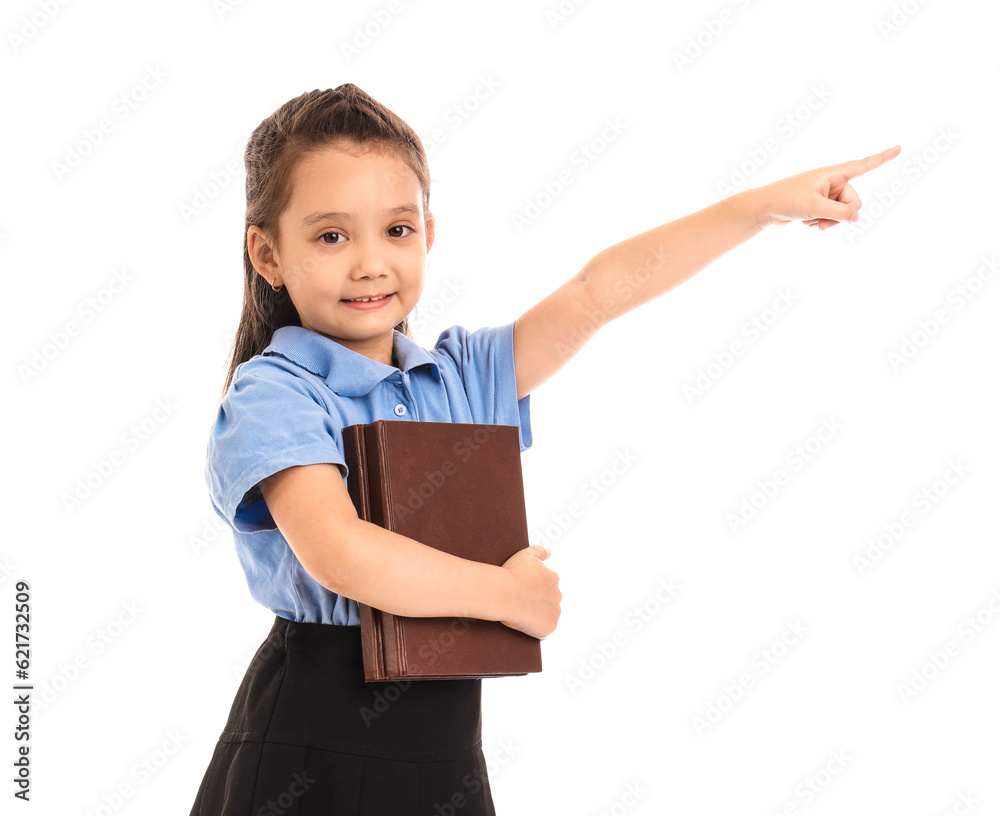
xmin=529 ymin=544 xmax=551 ymax=560
xmin=814 ymin=194 xmax=859 ymax=223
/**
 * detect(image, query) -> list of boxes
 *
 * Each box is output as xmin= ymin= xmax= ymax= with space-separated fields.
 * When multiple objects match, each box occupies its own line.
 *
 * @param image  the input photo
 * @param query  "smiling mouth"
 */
xmin=343 ymin=294 xmax=391 ymax=303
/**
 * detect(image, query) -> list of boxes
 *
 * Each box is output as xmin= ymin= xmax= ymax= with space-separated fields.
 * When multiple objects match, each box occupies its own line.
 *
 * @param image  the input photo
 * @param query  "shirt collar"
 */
xmin=262 ymin=326 xmax=441 ymax=397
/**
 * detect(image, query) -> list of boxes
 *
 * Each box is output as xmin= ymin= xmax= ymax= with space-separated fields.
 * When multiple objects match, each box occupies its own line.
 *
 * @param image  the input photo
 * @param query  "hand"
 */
xmin=756 ymin=145 xmax=902 ymax=231
xmin=499 ymin=544 xmax=562 ymax=639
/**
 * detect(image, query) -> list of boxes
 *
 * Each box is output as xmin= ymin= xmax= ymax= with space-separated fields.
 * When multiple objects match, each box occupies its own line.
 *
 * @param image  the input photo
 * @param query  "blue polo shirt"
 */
xmin=205 ymin=320 xmax=532 ymax=625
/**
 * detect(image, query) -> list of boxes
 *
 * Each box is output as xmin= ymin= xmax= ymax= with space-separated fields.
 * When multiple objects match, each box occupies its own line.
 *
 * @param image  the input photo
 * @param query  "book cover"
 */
xmin=342 ymin=420 xmax=543 ymax=682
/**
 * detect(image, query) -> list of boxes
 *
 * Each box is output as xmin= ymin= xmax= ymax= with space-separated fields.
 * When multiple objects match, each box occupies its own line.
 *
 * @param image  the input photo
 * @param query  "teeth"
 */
xmin=349 ymin=295 xmax=387 ymax=302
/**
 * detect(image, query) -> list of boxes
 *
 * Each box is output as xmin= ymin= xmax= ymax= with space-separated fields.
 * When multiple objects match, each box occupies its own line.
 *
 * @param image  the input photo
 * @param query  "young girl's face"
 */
xmin=254 ymin=142 xmax=433 ymax=363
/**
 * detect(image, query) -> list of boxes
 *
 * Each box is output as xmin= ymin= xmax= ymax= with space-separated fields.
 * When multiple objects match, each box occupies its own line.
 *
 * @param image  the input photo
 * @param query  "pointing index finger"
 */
xmin=835 ymin=145 xmax=902 ymax=180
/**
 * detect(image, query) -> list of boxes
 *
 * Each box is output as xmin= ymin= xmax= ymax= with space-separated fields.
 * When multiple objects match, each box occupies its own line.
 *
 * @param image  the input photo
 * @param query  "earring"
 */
xmin=269 ymin=277 xmax=283 ymax=292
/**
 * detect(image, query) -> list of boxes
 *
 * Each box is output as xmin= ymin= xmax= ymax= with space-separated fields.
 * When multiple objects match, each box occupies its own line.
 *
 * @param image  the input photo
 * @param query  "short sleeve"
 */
xmin=205 ymin=360 xmax=347 ymax=533
xmin=434 ymin=320 xmax=532 ymax=451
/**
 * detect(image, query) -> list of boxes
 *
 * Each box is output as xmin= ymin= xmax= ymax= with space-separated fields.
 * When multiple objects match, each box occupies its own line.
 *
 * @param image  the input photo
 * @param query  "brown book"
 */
xmin=342 ymin=420 xmax=543 ymax=682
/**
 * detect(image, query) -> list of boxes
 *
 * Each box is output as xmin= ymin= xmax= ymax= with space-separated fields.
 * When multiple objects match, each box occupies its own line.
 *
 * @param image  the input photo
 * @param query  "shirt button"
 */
xmin=394 ymin=404 xmax=407 ymax=416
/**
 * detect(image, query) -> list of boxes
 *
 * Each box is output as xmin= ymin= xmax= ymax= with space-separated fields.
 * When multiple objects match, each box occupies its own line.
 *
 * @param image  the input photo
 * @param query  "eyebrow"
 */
xmin=300 ymin=204 xmax=422 ymax=228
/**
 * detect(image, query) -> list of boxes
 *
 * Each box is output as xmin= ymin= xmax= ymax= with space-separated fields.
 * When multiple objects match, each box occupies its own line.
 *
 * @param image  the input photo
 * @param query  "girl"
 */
xmin=189 ymin=83 xmax=899 ymax=814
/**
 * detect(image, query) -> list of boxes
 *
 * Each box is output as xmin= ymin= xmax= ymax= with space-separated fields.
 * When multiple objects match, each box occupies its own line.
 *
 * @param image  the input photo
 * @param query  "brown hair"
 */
xmin=220 ymin=84 xmax=432 ymax=396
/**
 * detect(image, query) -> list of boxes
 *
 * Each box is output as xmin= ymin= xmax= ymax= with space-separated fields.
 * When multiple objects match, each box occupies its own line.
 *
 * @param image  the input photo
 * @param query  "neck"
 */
xmin=316 ymin=329 xmax=395 ymax=367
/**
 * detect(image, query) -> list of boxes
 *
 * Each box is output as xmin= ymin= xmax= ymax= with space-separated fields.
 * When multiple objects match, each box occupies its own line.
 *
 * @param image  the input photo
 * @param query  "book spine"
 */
xmin=343 ymin=424 xmax=385 ymax=681
xmin=364 ymin=421 xmax=405 ymax=679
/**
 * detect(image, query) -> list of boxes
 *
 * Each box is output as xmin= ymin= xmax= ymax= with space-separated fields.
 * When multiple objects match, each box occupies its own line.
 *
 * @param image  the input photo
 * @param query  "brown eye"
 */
xmin=319 ymin=232 xmax=345 ymax=244
xmin=388 ymin=225 xmax=414 ymax=238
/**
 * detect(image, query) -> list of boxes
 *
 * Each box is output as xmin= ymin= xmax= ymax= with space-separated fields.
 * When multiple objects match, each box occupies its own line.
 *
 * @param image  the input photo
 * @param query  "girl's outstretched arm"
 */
xmin=512 ymin=145 xmax=901 ymax=400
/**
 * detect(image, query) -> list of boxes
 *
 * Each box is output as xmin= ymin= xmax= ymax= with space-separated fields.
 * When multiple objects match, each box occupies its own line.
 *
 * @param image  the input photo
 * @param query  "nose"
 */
xmin=349 ymin=232 xmax=388 ymax=280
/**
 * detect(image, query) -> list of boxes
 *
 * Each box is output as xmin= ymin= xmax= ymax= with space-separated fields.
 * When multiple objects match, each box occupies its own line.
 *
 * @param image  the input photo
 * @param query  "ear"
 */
xmin=247 ymin=226 xmax=282 ymax=288
xmin=424 ymin=213 xmax=435 ymax=255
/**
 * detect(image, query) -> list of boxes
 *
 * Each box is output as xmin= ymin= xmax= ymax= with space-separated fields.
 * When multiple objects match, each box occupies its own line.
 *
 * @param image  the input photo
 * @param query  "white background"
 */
xmin=3 ymin=0 xmax=999 ymax=813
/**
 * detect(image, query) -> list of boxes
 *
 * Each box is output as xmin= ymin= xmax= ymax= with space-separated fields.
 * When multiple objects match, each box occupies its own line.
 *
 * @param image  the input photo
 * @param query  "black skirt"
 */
xmin=189 ymin=615 xmax=496 ymax=815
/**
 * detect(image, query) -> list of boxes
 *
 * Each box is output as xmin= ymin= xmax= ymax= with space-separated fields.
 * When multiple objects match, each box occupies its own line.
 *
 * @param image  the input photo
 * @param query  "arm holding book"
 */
xmin=259 ymin=463 xmax=562 ymax=639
